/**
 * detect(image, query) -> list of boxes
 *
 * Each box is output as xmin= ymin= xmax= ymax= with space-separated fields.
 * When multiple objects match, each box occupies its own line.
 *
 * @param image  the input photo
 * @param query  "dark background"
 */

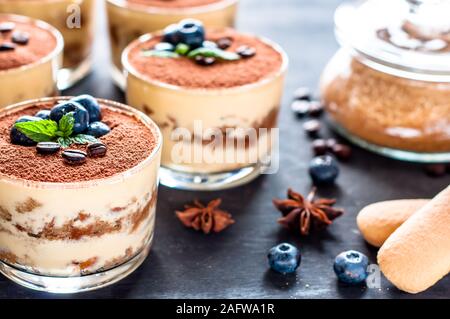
xmin=1 ymin=0 xmax=449 ymax=299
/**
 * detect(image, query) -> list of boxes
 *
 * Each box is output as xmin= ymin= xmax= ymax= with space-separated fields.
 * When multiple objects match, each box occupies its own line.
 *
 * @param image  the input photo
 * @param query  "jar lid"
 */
xmin=335 ymin=0 xmax=450 ymax=81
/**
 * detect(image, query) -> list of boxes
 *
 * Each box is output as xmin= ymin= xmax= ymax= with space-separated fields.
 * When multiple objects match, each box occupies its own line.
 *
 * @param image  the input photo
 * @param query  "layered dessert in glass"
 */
xmin=0 ymin=14 xmax=63 ymax=109
xmin=0 ymin=95 xmax=162 ymax=293
xmin=123 ymin=20 xmax=287 ymax=190
xmin=0 ymin=0 xmax=96 ymax=90
xmin=107 ymin=0 xmax=239 ymax=88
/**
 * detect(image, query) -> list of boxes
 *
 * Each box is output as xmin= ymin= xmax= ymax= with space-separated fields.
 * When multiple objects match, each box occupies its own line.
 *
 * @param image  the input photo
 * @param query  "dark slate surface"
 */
xmin=1 ymin=0 xmax=449 ymax=299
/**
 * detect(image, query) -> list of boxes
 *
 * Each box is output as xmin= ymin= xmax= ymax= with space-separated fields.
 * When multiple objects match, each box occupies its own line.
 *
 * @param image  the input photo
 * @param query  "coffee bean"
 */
xmin=12 ymin=31 xmax=29 ymax=45
xmin=291 ymin=100 xmax=311 ymax=117
xmin=326 ymin=138 xmax=338 ymax=150
xmin=195 ymin=55 xmax=216 ymax=66
xmin=217 ymin=37 xmax=233 ymax=50
xmin=303 ymin=120 xmax=321 ymax=137
xmin=36 ymin=142 xmax=60 ymax=155
xmin=293 ymin=87 xmax=312 ymax=101
xmin=87 ymin=142 xmax=107 ymax=158
xmin=331 ymin=144 xmax=352 ymax=161
xmin=236 ymin=45 xmax=256 ymax=58
xmin=424 ymin=164 xmax=446 ymax=177
xmin=0 ymin=22 xmax=15 ymax=33
xmin=308 ymin=101 xmax=324 ymax=117
xmin=62 ymin=149 xmax=87 ymax=165
xmin=0 ymin=42 xmax=16 ymax=51
xmin=312 ymin=139 xmax=328 ymax=156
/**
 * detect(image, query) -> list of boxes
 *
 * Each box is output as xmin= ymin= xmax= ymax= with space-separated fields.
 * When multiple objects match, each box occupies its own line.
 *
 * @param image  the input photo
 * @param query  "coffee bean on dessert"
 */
xmin=11 ymin=31 xmax=29 ymax=45
xmin=0 ymin=22 xmax=15 ymax=33
xmin=62 ymin=149 xmax=87 ymax=165
xmin=331 ymin=144 xmax=352 ymax=161
xmin=312 ymin=139 xmax=328 ymax=156
xmin=424 ymin=164 xmax=447 ymax=177
xmin=308 ymin=101 xmax=324 ymax=117
xmin=236 ymin=45 xmax=256 ymax=58
xmin=303 ymin=120 xmax=321 ymax=137
xmin=217 ymin=37 xmax=233 ymax=50
xmin=0 ymin=42 xmax=16 ymax=51
xmin=36 ymin=142 xmax=61 ymax=155
xmin=87 ymin=142 xmax=107 ymax=158
xmin=195 ymin=55 xmax=216 ymax=66
xmin=326 ymin=138 xmax=338 ymax=150
xmin=291 ymin=100 xmax=311 ymax=117
xmin=293 ymin=87 xmax=312 ymax=101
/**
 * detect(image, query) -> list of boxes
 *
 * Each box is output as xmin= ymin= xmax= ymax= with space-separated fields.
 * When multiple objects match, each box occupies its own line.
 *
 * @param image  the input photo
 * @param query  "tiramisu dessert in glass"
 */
xmin=0 ymin=0 xmax=96 ymax=90
xmin=0 ymin=14 xmax=63 ymax=109
xmin=0 ymin=95 xmax=162 ymax=293
xmin=123 ymin=19 xmax=287 ymax=190
xmin=106 ymin=0 xmax=239 ymax=88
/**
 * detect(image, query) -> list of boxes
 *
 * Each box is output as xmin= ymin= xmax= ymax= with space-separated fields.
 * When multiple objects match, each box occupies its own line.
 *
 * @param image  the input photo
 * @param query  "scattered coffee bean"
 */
xmin=217 ymin=37 xmax=232 ymax=50
xmin=0 ymin=22 xmax=15 ymax=33
xmin=312 ymin=139 xmax=328 ymax=156
xmin=236 ymin=45 xmax=256 ymax=58
xmin=87 ymin=142 xmax=107 ymax=158
xmin=331 ymin=144 xmax=352 ymax=161
xmin=293 ymin=87 xmax=312 ymax=101
xmin=36 ymin=142 xmax=60 ymax=155
xmin=291 ymin=100 xmax=311 ymax=117
xmin=303 ymin=119 xmax=321 ymax=137
xmin=62 ymin=149 xmax=87 ymax=165
xmin=326 ymin=138 xmax=338 ymax=150
xmin=0 ymin=42 xmax=16 ymax=51
xmin=11 ymin=31 xmax=29 ymax=45
xmin=308 ymin=101 xmax=324 ymax=117
xmin=195 ymin=55 xmax=216 ymax=66
xmin=424 ymin=164 xmax=447 ymax=177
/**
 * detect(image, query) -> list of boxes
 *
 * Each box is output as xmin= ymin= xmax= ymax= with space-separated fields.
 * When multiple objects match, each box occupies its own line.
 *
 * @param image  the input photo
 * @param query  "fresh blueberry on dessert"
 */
xmin=333 ymin=250 xmax=369 ymax=284
xmin=162 ymin=23 xmax=183 ymax=45
xmin=10 ymin=116 xmax=42 ymax=146
xmin=71 ymin=94 xmax=102 ymax=122
xmin=309 ymin=155 xmax=339 ymax=185
xmin=86 ymin=121 xmax=111 ymax=138
xmin=268 ymin=243 xmax=301 ymax=274
xmin=35 ymin=109 xmax=51 ymax=120
xmin=50 ymin=101 xmax=89 ymax=134
xmin=177 ymin=19 xmax=205 ymax=49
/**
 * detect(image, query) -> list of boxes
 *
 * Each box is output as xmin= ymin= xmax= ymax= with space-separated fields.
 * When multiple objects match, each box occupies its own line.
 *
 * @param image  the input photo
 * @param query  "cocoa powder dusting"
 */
xmin=0 ymin=102 xmax=158 ymax=183
xmin=126 ymin=0 xmax=223 ymax=8
xmin=128 ymin=29 xmax=283 ymax=89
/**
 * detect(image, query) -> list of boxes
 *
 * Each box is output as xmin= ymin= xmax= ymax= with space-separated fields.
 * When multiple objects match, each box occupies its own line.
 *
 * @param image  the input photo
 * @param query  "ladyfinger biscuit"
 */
xmin=357 ymin=199 xmax=429 ymax=247
xmin=378 ymin=186 xmax=450 ymax=294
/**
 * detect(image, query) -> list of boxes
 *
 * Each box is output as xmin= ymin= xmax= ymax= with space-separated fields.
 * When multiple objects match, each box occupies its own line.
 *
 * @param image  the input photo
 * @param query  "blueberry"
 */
xmin=308 ymin=155 xmax=339 ymax=185
xmin=70 ymin=94 xmax=101 ymax=122
xmin=162 ymin=23 xmax=183 ymax=45
xmin=333 ymin=250 xmax=369 ymax=284
xmin=35 ymin=110 xmax=50 ymax=120
xmin=50 ymin=101 xmax=89 ymax=134
xmin=153 ymin=42 xmax=175 ymax=52
xmin=86 ymin=121 xmax=110 ymax=138
xmin=267 ymin=243 xmax=301 ymax=274
xmin=10 ymin=116 xmax=42 ymax=146
xmin=177 ymin=19 xmax=205 ymax=49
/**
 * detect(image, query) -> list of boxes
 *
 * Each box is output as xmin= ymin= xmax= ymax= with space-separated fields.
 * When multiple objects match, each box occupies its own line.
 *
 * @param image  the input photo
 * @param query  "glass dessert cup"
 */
xmin=0 ymin=14 xmax=63 ymax=109
xmin=123 ymin=33 xmax=287 ymax=191
xmin=320 ymin=0 xmax=450 ymax=163
xmin=0 ymin=97 xmax=162 ymax=293
xmin=107 ymin=0 xmax=239 ymax=89
xmin=0 ymin=0 xmax=96 ymax=90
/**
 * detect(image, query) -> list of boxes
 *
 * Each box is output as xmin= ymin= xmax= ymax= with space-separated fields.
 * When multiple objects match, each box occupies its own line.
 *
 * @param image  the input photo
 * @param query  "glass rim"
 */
xmin=0 ymin=96 xmax=163 ymax=189
xmin=0 ymin=13 xmax=64 ymax=75
xmin=122 ymin=30 xmax=289 ymax=94
xmin=106 ymin=0 xmax=238 ymax=15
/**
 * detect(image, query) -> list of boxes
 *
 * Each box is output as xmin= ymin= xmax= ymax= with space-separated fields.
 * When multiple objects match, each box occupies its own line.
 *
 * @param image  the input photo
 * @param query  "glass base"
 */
xmin=111 ymin=63 xmax=126 ymax=91
xmin=57 ymin=57 xmax=92 ymax=91
xmin=331 ymin=122 xmax=450 ymax=163
xmin=159 ymin=163 xmax=264 ymax=191
xmin=0 ymin=239 xmax=152 ymax=294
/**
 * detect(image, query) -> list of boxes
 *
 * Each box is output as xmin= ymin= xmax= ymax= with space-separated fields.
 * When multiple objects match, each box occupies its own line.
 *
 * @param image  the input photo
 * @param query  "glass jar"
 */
xmin=320 ymin=0 xmax=450 ymax=162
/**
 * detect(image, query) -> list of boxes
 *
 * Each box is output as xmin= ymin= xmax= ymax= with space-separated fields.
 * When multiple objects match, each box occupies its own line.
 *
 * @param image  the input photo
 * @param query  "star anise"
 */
xmin=273 ymin=188 xmax=343 ymax=236
xmin=176 ymin=199 xmax=235 ymax=234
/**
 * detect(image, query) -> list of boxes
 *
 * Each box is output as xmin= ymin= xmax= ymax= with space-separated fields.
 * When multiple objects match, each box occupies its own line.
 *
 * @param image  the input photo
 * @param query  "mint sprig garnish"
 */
xmin=15 ymin=113 xmax=98 ymax=148
xmin=187 ymin=47 xmax=240 ymax=61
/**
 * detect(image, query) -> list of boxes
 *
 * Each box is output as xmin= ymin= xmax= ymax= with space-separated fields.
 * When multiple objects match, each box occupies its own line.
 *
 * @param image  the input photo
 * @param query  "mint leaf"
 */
xmin=72 ymin=134 xmax=98 ymax=145
xmin=57 ymin=137 xmax=73 ymax=148
xmin=141 ymin=50 xmax=180 ymax=58
xmin=15 ymin=120 xmax=58 ymax=143
xmin=175 ymin=43 xmax=190 ymax=55
xmin=187 ymin=47 xmax=240 ymax=61
xmin=57 ymin=113 xmax=74 ymax=138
